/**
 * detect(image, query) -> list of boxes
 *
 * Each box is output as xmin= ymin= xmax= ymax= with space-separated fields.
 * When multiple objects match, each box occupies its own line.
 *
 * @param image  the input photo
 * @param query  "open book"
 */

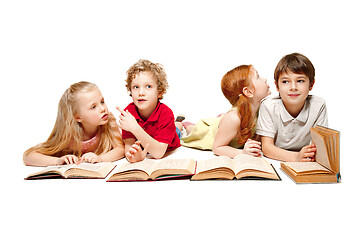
xmin=106 ymin=158 xmax=196 ymax=181
xmin=191 ymin=154 xmax=280 ymax=180
xmin=25 ymin=162 xmax=116 ymax=180
xmin=281 ymin=126 xmax=340 ymax=183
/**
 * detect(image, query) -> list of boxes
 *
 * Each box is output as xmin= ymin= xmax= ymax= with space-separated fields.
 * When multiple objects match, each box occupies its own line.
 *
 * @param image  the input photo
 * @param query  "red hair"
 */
xmin=221 ymin=65 xmax=255 ymax=145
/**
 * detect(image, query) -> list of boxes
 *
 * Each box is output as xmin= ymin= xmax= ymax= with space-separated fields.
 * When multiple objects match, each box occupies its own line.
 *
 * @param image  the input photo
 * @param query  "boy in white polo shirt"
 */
xmin=256 ymin=53 xmax=328 ymax=162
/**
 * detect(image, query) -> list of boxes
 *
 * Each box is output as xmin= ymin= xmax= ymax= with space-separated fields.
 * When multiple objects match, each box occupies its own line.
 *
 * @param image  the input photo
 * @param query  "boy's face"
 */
xmin=131 ymin=71 xmax=161 ymax=119
xmin=276 ymin=70 xmax=314 ymax=113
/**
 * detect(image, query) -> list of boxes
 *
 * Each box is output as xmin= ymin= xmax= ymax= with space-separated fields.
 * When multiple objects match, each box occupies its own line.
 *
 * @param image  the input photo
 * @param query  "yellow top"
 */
xmin=181 ymin=108 xmax=256 ymax=150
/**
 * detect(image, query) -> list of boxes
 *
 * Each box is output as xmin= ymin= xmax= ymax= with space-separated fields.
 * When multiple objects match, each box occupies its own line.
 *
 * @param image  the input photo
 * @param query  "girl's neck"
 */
xmin=248 ymin=98 xmax=261 ymax=116
xmin=82 ymin=125 xmax=100 ymax=141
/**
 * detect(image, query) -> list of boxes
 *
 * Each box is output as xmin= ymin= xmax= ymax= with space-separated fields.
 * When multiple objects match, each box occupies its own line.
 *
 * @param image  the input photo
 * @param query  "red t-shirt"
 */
xmin=122 ymin=102 xmax=181 ymax=152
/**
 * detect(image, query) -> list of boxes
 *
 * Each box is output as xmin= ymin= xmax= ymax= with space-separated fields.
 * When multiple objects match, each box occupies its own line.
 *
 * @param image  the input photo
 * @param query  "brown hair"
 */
xmin=221 ymin=65 xmax=255 ymax=145
xmin=274 ymin=52 xmax=315 ymax=87
xmin=125 ymin=59 xmax=168 ymax=100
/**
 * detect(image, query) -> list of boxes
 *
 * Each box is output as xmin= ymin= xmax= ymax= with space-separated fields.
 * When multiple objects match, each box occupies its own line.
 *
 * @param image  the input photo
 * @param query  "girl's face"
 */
xmin=75 ymin=88 xmax=109 ymax=131
xmin=249 ymin=68 xmax=271 ymax=101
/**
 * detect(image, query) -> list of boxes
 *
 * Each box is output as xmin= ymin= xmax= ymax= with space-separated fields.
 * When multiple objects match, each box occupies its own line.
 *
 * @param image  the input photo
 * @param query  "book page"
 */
xmin=149 ymin=159 xmax=196 ymax=179
xmin=71 ymin=162 xmax=112 ymax=172
xmin=233 ymin=155 xmax=274 ymax=174
xmin=150 ymin=158 xmax=195 ymax=172
xmin=196 ymin=156 xmax=233 ymax=173
xmin=114 ymin=159 xmax=157 ymax=176
xmin=321 ymin=126 xmax=340 ymax=173
xmin=284 ymin=162 xmax=331 ymax=175
xmin=43 ymin=165 xmax=72 ymax=174
xmin=64 ymin=162 xmax=115 ymax=178
xmin=26 ymin=165 xmax=72 ymax=179
xmin=317 ymin=126 xmax=340 ymax=173
xmin=311 ymin=128 xmax=331 ymax=170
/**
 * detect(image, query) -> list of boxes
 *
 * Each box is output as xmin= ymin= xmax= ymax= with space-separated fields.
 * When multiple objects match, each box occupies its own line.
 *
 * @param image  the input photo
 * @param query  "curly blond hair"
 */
xmin=125 ymin=59 xmax=168 ymax=100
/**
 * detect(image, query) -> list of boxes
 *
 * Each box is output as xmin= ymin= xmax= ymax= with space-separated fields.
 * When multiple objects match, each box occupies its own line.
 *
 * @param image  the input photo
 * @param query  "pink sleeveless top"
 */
xmin=81 ymin=131 xmax=101 ymax=153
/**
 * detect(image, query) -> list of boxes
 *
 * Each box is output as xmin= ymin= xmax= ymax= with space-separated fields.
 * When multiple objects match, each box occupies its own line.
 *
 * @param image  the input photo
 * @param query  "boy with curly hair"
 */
xmin=117 ymin=59 xmax=181 ymax=163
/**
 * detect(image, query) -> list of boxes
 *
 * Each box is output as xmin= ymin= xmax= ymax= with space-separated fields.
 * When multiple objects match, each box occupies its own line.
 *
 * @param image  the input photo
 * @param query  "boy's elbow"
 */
xmin=152 ymin=154 xmax=163 ymax=160
xmin=262 ymin=148 xmax=271 ymax=158
xmin=152 ymin=149 xmax=166 ymax=159
xmin=261 ymin=142 xmax=273 ymax=158
xmin=151 ymin=144 xmax=167 ymax=159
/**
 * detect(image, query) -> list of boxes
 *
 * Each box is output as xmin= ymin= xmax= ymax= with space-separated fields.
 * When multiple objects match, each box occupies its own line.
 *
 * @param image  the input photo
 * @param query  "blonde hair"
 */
xmin=24 ymin=81 xmax=123 ymax=158
xmin=221 ymin=65 xmax=255 ymax=145
xmin=125 ymin=59 xmax=168 ymax=100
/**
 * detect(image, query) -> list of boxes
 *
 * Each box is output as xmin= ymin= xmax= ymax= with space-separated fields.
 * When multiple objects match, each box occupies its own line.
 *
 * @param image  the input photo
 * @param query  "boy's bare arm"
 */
xmin=129 ymin=126 xmax=168 ymax=159
xmin=261 ymin=136 xmax=298 ymax=162
xmin=124 ymin=140 xmax=150 ymax=163
xmin=261 ymin=136 xmax=316 ymax=162
xmin=118 ymin=107 xmax=168 ymax=159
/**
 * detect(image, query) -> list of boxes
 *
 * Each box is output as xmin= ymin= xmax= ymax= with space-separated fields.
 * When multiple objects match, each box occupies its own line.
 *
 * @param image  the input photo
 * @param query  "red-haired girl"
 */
xmin=182 ymin=65 xmax=270 ymax=158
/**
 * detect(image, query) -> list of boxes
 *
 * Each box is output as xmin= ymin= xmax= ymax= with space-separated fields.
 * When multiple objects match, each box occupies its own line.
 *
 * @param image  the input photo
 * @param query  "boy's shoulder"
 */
xmin=154 ymin=102 xmax=174 ymax=116
xmin=307 ymin=95 xmax=326 ymax=105
xmin=149 ymin=102 xmax=175 ymax=122
xmin=158 ymin=102 xmax=173 ymax=112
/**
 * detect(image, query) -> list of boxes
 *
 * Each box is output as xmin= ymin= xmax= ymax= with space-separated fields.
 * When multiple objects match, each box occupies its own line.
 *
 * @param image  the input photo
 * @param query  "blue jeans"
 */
xmin=175 ymin=126 xmax=182 ymax=139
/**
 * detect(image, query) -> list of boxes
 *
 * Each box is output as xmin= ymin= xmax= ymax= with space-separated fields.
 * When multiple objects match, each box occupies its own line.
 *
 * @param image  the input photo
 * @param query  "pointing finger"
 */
xmin=116 ymin=106 xmax=127 ymax=116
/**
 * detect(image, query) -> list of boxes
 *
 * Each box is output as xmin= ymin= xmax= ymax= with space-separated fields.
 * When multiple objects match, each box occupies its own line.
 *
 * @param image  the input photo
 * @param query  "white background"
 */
xmin=1 ymin=0 xmax=359 ymax=239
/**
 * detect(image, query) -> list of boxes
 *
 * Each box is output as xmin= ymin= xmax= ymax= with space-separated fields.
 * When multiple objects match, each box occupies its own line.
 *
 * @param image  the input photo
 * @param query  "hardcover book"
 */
xmin=25 ymin=162 xmax=116 ymax=180
xmin=281 ymin=126 xmax=340 ymax=183
xmin=191 ymin=154 xmax=280 ymax=180
xmin=107 ymin=158 xmax=196 ymax=181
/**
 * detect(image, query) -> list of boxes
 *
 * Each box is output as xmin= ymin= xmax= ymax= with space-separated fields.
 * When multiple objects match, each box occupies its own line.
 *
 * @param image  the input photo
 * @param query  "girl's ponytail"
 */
xmin=236 ymin=94 xmax=255 ymax=145
xmin=221 ymin=65 xmax=255 ymax=146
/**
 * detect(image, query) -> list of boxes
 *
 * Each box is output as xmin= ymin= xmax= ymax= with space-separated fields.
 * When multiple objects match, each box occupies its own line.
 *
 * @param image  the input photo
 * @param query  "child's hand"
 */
xmin=298 ymin=144 xmax=316 ymax=162
xmin=243 ymin=139 xmax=262 ymax=157
xmin=125 ymin=141 xmax=150 ymax=163
xmin=60 ymin=155 xmax=80 ymax=165
xmin=81 ymin=152 xmax=102 ymax=163
xmin=116 ymin=106 xmax=138 ymax=133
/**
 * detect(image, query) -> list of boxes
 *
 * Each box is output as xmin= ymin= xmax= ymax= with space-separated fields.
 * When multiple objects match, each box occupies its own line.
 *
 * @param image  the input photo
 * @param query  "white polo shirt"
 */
xmin=256 ymin=95 xmax=328 ymax=151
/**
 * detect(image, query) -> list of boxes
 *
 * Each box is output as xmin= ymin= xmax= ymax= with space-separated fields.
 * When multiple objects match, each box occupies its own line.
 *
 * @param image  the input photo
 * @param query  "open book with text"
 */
xmin=281 ymin=126 xmax=340 ymax=183
xmin=25 ymin=162 xmax=116 ymax=180
xmin=191 ymin=154 xmax=280 ymax=180
xmin=106 ymin=158 xmax=196 ymax=181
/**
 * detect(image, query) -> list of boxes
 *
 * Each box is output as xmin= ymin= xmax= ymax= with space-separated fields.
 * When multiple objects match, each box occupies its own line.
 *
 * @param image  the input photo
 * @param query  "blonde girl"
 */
xmin=24 ymin=81 xmax=124 ymax=166
xmin=181 ymin=65 xmax=270 ymax=158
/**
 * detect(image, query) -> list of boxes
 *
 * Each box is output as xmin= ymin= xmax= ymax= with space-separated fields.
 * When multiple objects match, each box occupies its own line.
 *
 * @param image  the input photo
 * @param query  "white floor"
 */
xmin=16 ymin=146 xmax=353 ymax=240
